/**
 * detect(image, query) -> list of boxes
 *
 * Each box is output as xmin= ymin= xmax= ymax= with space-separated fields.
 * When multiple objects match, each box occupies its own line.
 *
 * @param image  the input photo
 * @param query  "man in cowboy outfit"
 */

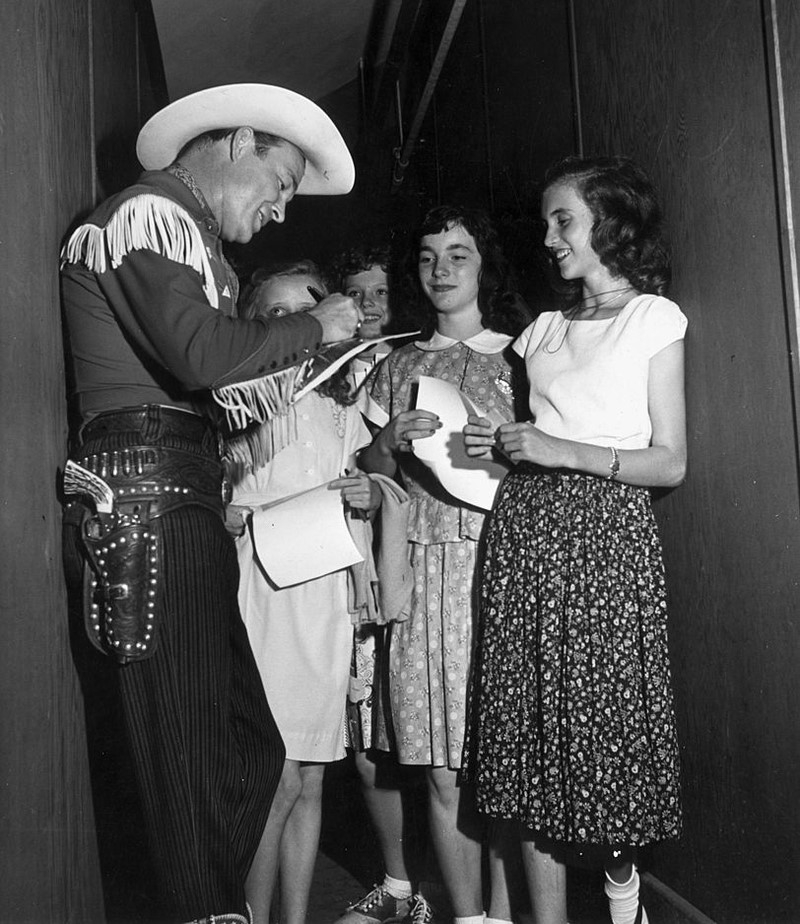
xmin=60 ymin=84 xmax=362 ymax=924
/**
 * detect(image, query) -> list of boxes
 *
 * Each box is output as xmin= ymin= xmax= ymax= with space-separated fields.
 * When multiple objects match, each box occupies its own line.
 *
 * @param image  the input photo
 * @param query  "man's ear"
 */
xmin=230 ymin=126 xmax=254 ymax=161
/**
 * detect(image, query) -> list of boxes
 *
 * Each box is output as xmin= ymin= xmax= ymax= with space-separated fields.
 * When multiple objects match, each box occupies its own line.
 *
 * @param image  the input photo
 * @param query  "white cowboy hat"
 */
xmin=136 ymin=83 xmax=355 ymax=195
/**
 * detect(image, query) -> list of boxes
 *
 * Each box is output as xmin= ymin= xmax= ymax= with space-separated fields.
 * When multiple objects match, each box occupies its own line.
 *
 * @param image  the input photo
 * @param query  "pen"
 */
xmin=307 ymin=286 xmax=324 ymax=303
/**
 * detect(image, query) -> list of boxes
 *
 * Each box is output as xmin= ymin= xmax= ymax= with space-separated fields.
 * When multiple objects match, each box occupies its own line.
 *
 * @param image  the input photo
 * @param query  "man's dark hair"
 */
xmin=174 ymin=128 xmax=286 ymax=163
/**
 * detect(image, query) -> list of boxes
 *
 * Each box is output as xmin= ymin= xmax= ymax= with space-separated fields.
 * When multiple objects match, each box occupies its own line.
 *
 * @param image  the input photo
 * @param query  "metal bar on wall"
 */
xmin=391 ymin=0 xmax=469 ymax=189
xmin=566 ymin=0 xmax=583 ymax=156
xmin=763 ymin=0 xmax=800 ymax=477
xmin=370 ymin=0 xmax=427 ymax=113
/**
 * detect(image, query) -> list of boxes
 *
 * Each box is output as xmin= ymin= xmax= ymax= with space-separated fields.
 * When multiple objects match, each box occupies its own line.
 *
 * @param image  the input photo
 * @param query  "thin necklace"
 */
xmin=543 ymin=285 xmax=635 ymax=354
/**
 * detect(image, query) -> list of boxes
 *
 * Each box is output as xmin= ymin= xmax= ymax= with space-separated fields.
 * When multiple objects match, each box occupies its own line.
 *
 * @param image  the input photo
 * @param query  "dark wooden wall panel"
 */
xmin=0 ymin=0 xmax=166 ymax=916
xmin=93 ymin=0 xmax=142 ymax=198
xmin=0 ymin=0 xmax=102 ymax=919
xmin=573 ymin=1 xmax=800 ymax=920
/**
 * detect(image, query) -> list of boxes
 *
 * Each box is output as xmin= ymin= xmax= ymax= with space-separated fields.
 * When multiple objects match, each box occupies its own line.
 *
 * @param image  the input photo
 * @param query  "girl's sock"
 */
xmin=383 ymin=875 xmax=413 ymax=900
xmin=453 ymin=916 xmax=485 ymax=924
xmin=604 ymin=867 xmax=649 ymax=924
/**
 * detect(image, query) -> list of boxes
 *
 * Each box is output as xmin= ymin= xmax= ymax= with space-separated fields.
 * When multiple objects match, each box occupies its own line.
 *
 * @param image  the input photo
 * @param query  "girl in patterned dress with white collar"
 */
xmin=360 ymin=206 xmax=531 ymax=924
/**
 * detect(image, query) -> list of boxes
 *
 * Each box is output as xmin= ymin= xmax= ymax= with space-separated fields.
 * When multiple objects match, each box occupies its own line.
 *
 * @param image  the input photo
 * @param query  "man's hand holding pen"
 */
xmin=306 ymin=285 xmax=364 ymax=343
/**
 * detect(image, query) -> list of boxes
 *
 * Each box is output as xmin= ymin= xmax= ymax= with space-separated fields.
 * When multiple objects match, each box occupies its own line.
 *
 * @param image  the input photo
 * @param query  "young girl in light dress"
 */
xmin=463 ymin=156 xmax=686 ymax=924
xmin=360 ymin=206 xmax=531 ymax=924
xmin=226 ymin=260 xmax=379 ymax=924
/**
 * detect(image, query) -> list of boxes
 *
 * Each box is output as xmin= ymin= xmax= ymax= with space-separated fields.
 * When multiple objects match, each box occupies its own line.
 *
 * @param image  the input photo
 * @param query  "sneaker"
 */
xmin=336 ymin=885 xmax=413 ymax=924
xmin=405 ymin=894 xmax=434 ymax=924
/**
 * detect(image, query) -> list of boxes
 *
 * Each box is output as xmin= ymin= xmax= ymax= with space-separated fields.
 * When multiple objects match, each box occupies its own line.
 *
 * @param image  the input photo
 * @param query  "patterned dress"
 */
xmin=367 ymin=329 xmax=517 ymax=768
xmin=462 ymin=295 xmax=686 ymax=845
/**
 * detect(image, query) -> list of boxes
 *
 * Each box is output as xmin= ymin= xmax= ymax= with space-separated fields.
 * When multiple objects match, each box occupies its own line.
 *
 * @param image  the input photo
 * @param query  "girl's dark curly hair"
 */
xmin=543 ymin=155 xmax=671 ymax=298
xmin=240 ymin=260 xmax=355 ymax=406
xmin=402 ymin=205 xmax=531 ymax=339
xmin=329 ymin=242 xmax=419 ymax=337
xmin=330 ymin=243 xmax=391 ymax=290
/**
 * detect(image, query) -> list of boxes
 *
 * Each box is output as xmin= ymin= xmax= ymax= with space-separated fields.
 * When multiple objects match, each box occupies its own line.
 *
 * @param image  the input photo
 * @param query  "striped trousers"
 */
xmin=118 ymin=505 xmax=284 ymax=921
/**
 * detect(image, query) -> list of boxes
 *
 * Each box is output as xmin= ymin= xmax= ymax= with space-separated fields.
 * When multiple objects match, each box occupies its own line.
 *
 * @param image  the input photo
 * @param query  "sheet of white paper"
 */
xmin=414 ymin=376 xmax=510 ymax=511
xmin=292 ymin=331 xmax=419 ymax=403
xmin=249 ymin=482 xmax=364 ymax=588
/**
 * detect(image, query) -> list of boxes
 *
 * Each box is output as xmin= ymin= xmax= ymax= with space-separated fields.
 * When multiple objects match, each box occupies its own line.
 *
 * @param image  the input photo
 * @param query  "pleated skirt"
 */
xmin=462 ymin=467 xmax=683 ymax=846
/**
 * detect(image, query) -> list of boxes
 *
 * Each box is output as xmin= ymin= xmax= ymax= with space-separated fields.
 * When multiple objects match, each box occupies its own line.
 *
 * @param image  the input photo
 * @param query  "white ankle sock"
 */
xmin=453 ymin=915 xmax=485 ymax=924
xmin=383 ymin=875 xmax=413 ymax=900
xmin=604 ymin=867 xmax=649 ymax=924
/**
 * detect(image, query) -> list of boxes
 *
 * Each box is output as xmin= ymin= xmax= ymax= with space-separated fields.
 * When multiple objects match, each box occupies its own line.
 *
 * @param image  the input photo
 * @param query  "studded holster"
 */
xmin=64 ymin=447 xmax=226 ymax=665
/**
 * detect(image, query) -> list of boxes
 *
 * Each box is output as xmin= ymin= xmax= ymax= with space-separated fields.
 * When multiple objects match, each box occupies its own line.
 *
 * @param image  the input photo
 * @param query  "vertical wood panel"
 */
xmin=572 ymin=1 xmax=800 ymax=920
xmin=0 ymin=0 xmax=166 ymax=916
xmin=0 ymin=0 xmax=103 ymax=919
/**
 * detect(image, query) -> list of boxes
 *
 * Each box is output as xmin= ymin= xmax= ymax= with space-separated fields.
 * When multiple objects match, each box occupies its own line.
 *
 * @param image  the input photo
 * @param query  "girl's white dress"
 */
xmin=234 ymin=391 xmax=372 ymax=762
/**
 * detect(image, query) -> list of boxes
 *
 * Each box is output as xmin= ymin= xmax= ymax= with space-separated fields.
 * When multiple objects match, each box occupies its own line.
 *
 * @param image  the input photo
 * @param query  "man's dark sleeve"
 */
xmin=93 ymin=248 xmax=324 ymax=390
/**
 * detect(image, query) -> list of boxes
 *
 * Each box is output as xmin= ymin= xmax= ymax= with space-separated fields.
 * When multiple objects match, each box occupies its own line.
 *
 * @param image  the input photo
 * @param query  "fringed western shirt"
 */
xmin=60 ymin=170 xmax=323 ymax=426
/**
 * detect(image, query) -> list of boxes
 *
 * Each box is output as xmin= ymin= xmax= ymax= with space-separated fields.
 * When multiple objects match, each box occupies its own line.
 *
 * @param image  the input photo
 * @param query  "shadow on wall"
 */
xmin=97 ymin=129 xmax=143 ymax=200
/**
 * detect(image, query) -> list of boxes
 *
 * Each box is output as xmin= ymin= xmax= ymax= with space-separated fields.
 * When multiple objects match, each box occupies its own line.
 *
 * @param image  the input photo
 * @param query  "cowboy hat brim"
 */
xmin=136 ymin=83 xmax=355 ymax=196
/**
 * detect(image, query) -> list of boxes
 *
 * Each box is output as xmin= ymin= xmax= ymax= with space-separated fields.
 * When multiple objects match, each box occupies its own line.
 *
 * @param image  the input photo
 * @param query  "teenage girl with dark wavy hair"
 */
xmin=399 ymin=205 xmax=532 ymax=342
xmin=360 ymin=205 xmax=531 ymax=924
xmin=462 ymin=157 xmax=686 ymax=924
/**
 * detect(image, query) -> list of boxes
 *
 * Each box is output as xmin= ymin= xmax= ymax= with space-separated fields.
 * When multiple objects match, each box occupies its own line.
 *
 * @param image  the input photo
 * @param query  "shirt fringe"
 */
xmin=224 ymin=410 xmax=300 ymax=480
xmin=214 ymin=362 xmax=310 ymax=430
xmin=60 ymin=194 xmax=219 ymax=309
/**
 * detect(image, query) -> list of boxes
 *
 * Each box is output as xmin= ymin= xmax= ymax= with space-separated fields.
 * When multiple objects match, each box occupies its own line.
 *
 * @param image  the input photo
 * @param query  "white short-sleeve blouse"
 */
xmin=514 ymin=294 xmax=687 ymax=450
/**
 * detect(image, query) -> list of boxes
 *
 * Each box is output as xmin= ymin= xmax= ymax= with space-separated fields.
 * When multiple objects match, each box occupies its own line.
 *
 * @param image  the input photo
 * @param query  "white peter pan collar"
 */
xmin=416 ymin=328 xmax=514 ymax=354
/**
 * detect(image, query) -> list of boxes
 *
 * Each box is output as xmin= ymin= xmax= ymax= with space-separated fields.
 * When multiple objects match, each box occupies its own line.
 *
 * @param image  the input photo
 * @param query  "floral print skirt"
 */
xmin=462 ymin=467 xmax=683 ymax=846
